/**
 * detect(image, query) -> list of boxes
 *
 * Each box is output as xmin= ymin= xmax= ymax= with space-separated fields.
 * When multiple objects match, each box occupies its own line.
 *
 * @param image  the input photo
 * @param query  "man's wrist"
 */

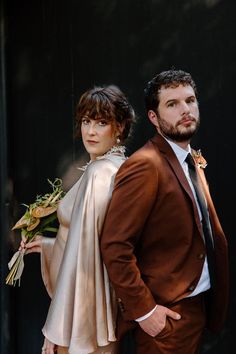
xmin=135 ymin=305 xmax=157 ymax=322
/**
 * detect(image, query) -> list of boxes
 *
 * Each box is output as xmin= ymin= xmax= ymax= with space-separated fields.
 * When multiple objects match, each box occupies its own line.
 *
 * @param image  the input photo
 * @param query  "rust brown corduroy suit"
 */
xmin=100 ymin=134 xmax=229 ymax=354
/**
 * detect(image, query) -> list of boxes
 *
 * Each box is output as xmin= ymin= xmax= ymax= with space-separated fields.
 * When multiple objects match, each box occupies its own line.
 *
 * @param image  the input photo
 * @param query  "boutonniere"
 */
xmin=192 ymin=149 xmax=208 ymax=169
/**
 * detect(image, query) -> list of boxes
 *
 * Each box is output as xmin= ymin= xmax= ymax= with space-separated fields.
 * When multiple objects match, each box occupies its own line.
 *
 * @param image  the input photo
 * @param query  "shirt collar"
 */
xmin=163 ymin=136 xmax=191 ymax=166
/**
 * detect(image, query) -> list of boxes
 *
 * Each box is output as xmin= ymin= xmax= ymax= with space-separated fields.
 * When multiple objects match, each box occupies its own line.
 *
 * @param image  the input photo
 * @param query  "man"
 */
xmin=100 ymin=69 xmax=229 ymax=354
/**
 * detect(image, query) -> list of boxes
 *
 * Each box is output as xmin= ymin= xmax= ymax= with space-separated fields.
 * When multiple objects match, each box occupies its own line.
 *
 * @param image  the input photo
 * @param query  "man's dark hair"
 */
xmin=144 ymin=69 xmax=198 ymax=113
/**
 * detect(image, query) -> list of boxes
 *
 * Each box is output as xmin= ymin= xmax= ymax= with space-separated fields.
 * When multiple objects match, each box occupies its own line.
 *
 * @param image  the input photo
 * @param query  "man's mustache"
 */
xmin=177 ymin=114 xmax=198 ymax=125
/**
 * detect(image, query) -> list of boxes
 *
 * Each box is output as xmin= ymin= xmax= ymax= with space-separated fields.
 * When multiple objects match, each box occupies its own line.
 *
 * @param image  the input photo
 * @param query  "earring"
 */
xmin=116 ymin=137 xmax=121 ymax=144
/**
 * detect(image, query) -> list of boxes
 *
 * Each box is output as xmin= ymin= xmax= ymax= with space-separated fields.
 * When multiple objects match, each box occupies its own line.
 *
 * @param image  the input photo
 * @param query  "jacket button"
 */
xmin=189 ymin=286 xmax=195 ymax=291
xmin=198 ymin=253 xmax=205 ymax=260
xmin=117 ymin=298 xmax=125 ymax=312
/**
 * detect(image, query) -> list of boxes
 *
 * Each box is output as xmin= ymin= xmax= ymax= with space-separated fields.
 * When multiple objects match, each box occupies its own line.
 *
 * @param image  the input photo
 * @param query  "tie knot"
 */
xmin=185 ymin=153 xmax=195 ymax=168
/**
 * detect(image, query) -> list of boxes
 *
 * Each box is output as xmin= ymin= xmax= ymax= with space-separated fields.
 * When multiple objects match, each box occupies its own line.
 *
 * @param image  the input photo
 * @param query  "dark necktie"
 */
xmin=185 ymin=153 xmax=215 ymax=289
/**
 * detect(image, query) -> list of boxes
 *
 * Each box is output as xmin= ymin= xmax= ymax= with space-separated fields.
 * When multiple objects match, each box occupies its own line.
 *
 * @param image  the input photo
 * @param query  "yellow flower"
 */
xmin=6 ymin=178 xmax=65 ymax=286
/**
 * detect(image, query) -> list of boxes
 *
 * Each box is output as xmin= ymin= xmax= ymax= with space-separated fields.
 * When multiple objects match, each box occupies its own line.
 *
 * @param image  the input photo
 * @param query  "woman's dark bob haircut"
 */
xmin=75 ymin=85 xmax=135 ymax=141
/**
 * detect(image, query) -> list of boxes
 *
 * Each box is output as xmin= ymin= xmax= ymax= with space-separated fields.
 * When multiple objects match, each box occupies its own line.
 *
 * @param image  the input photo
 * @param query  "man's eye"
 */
xmin=167 ymin=102 xmax=175 ymax=107
xmin=187 ymin=97 xmax=196 ymax=104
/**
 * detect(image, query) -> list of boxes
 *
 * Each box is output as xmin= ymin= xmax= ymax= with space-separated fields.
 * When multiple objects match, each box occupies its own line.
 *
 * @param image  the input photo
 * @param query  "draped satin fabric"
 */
xmin=40 ymin=152 xmax=125 ymax=354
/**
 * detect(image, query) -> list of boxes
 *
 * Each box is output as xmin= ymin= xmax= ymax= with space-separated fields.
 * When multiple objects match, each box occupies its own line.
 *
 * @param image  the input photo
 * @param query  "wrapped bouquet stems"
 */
xmin=6 ymin=178 xmax=65 ymax=286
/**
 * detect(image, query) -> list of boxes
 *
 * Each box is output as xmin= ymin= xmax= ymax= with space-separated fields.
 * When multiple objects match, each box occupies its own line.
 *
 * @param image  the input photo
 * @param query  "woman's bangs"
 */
xmin=82 ymin=95 xmax=114 ymax=121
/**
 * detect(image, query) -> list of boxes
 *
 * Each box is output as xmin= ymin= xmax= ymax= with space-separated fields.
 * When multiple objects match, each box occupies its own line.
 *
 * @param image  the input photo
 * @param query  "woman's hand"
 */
xmin=19 ymin=235 xmax=43 ymax=254
xmin=41 ymin=337 xmax=57 ymax=354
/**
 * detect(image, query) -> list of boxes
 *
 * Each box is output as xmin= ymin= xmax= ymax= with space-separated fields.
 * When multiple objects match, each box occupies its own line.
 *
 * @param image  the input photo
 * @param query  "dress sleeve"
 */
xmin=42 ymin=160 xmax=119 ymax=352
xmin=40 ymin=237 xmax=56 ymax=297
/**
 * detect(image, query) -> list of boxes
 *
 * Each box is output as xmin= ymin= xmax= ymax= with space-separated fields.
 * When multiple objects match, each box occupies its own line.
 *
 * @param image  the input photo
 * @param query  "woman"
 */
xmin=22 ymin=85 xmax=135 ymax=354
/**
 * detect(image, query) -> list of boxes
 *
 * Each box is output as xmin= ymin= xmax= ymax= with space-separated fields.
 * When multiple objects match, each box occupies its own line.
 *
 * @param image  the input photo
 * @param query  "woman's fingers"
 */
xmin=19 ymin=240 xmax=26 ymax=251
xmin=42 ymin=337 xmax=56 ymax=354
xmin=19 ymin=235 xmax=43 ymax=254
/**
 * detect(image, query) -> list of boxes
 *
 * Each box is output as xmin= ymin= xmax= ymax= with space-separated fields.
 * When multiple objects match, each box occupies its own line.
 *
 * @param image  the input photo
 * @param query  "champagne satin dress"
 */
xmin=40 ymin=149 xmax=125 ymax=354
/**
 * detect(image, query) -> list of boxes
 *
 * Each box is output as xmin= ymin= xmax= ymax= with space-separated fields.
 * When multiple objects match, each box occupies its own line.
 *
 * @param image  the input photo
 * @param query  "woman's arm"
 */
xmin=20 ymin=235 xmax=56 ymax=297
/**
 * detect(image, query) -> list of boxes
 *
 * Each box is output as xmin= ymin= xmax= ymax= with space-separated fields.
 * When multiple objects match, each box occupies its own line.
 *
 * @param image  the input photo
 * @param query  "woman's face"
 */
xmin=81 ymin=116 xmax=118 ymax=160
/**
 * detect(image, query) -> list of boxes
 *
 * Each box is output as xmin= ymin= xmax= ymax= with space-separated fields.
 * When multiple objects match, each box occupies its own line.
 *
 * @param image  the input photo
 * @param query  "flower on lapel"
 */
xmin=192 ymin=149 xmax=208 ymax=169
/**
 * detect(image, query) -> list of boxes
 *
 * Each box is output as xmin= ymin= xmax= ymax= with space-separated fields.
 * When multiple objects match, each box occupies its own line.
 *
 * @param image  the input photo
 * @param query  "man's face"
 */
xmin=153 ymin=84 xmax=200 ymax=142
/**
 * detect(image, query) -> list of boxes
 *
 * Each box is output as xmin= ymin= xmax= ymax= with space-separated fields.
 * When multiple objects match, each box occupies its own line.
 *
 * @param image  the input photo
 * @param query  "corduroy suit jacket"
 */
xmin=100 ymin=134 xmax=229 ymax=335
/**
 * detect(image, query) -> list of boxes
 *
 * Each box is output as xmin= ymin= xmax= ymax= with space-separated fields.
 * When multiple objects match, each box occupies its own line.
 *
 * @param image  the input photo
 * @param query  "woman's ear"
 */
xmin=148 ymin=110 xmax=159 ymax=128
xmin=115 ymin=122 xmax=125 ymax=137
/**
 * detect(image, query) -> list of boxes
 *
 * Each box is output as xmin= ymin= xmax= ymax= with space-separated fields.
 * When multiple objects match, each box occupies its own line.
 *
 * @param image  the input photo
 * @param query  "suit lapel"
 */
xmin=151 ymin=134 xmax=203 ymax=235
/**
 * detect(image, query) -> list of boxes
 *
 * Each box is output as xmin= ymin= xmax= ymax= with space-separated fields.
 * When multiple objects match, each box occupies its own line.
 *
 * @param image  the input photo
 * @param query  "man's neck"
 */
xmin=158 ymin=132 xmax=190 ymax=151
xmin=174 ymin=140 xmax=189 ymax=150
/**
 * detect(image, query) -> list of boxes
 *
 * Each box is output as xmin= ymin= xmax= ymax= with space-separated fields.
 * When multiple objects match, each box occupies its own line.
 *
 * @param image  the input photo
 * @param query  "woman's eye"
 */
xmin=98 ymin=120 xmax=107 ymax=126
xmin=82 ymin=118 xmax=90 ymax=125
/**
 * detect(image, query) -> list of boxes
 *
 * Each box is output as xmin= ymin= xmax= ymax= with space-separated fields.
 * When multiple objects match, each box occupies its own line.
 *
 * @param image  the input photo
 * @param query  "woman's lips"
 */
xmin=87 ymin=140 xmax=98 ymax=145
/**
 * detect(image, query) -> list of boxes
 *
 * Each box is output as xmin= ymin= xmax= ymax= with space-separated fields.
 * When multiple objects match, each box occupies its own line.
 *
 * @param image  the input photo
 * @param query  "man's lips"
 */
xmin=178 ymin=117 xmax=196 ymax=126
xmin=181 ymin=119 xmax=193 ymax=125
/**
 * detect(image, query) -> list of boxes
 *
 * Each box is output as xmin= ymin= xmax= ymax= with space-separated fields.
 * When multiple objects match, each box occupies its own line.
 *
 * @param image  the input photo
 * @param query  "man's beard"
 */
xmin=157 ymin=115 xmax=200 ymax=142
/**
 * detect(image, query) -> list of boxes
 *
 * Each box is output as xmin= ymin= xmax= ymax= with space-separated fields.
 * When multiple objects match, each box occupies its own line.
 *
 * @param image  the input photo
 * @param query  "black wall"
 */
xmin=1 ymin=0 xmax=235 ymax=353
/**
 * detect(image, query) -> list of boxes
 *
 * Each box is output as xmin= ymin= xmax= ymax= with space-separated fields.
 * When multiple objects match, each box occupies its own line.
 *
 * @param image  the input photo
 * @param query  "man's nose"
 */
xmin=180 ymin=101 xmax=190 ymax=115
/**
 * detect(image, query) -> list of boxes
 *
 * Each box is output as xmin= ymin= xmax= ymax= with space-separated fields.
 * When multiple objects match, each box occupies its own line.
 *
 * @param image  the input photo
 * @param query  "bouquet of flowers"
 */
xmin=6 ymin=178 xmax=65 ymax=286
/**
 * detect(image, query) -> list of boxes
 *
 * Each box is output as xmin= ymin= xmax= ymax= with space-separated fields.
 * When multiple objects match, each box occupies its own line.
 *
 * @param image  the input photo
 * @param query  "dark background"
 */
xmin=0 ymin=0 xmax=235 ymax=353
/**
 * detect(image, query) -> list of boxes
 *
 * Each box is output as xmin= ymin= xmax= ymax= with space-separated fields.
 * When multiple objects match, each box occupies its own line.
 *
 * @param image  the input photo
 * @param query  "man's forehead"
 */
xmin=158 ymin=84 xmax=195 ymax=101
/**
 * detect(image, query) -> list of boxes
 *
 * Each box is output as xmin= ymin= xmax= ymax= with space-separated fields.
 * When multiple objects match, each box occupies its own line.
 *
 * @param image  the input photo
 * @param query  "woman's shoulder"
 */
xmin=85 ymin=155 xmax=125 ymax=178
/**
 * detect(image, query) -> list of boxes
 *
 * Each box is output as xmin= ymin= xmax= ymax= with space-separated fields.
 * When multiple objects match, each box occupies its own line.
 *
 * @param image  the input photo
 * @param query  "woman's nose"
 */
xmin=88 ymin=123 xmax=96 ymax=135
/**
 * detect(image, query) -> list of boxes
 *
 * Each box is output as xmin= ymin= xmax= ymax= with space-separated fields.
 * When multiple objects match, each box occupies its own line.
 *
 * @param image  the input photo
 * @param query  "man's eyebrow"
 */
xmin=165 ymin=95 xmax=196 ymax=104
xmin=165 ymin=98 xmax=178 ymax=104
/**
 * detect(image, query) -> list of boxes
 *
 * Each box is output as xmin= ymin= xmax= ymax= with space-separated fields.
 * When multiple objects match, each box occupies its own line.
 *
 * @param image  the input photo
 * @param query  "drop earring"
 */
xmin=116 ymin=137 xmax=121 ymax=144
